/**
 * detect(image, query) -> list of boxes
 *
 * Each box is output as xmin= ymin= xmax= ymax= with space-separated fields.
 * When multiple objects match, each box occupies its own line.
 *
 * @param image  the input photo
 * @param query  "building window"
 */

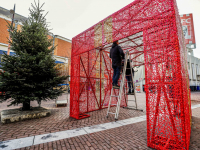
xmin=192 ymin=63 xmax=196 ymax=80
xmin=196 ymin=64 xmax=198 ymax=76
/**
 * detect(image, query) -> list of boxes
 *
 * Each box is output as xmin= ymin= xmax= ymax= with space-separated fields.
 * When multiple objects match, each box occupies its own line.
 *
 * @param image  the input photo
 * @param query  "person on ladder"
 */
xmin=110 ymin=40 xmax=125 ymax=89
xmin=126 ymin=59 xmax=135 ymax=95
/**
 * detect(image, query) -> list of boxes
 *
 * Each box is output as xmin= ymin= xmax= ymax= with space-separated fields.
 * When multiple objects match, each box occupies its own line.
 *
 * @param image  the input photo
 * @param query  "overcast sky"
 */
xmin=1 ymin=0 xmax=200 ymax=57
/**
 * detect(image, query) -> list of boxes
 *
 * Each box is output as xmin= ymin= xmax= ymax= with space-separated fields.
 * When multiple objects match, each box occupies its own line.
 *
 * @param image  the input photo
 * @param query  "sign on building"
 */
xmin=180 ymin=13 xmax=196 ymax=49
xmin=136 ymin=84 xmax=140 ymax=93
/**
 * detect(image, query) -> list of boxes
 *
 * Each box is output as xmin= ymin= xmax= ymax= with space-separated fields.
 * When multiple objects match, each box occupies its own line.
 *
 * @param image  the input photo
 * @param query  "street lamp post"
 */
xmin=7 ymin=4 xmax=16 ymax=55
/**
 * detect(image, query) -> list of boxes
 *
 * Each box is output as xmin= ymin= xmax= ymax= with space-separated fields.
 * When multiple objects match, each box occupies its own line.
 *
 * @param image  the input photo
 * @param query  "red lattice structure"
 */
xmin=70 ymin=0 xmax=191 ymax=149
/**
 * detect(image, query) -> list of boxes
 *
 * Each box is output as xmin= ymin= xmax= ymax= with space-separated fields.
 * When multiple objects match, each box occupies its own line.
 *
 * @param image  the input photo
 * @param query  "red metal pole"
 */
xmin=87 ymin=51 xmax=89 ymax=112
xmin=100 ymin=49 xmax=102 ymax=109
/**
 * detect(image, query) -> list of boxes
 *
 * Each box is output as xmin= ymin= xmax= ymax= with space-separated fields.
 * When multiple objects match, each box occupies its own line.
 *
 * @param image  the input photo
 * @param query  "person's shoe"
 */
xmin=113 ymin=84 xmax=120 ymax=89
xmin=130 ymin=92 xmax=135 ymax=95
xmin=126 ymin=91 xmax=131 ymax=95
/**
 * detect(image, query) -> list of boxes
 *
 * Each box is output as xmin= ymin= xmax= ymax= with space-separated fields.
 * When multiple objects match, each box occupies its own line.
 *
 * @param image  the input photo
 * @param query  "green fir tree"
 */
xmin=0 ymin=1 xmax=68 ymax=110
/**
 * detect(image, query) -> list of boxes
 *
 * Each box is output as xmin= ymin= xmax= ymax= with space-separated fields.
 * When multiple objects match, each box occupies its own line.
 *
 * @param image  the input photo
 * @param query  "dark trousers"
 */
xmin=112 ymin=66 xmax=121 ymax=85
xmin=126 ymin=75 xmax=133 ymax=93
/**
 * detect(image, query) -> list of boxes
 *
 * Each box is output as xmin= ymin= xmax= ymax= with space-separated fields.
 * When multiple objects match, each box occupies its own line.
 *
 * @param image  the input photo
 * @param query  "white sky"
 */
xmin=1 ymin=0 xmax=200 ymax=57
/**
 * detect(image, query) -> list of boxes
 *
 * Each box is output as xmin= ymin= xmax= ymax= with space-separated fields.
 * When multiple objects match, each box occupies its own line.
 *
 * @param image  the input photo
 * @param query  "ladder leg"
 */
xmin=130 ymin=56 xmax=138 ymax=110
xmin=124 ymin=86 xmax=128 ymax=106
xmin=115 ymin=87 xmax=124 ymax=120
xmin=115 ymin=88 xmax=121 ymax=120
xmin=106 ymin=88 xmax=113 ymax=117
xmin=115 ymin=98 xmax=121 ymax=120
xmin=133 ymin=84 xmax=137 ymax=109
xmin=115 ymin=67 xmax=126 ymax=120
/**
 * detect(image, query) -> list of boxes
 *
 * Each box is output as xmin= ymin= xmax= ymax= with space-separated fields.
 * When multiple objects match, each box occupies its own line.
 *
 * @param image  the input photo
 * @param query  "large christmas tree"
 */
xmin=0 ymin=1 xmax=67 ymax=110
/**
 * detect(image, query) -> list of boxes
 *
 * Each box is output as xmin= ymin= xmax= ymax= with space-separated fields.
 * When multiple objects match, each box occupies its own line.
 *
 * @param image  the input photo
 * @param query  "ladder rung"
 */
xmin=108 ymin=112 xmax=116 ymax=115
xmin=111 ymin=96 xmax=119 ymax=97
xmin=111 ymin=104 xmax=117 ymax=106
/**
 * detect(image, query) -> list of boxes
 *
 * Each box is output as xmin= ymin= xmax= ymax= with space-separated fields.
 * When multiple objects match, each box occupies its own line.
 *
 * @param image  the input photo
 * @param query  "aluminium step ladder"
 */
xmin=106 ymin=51 xmax=142 ymax=120
xmin=123 ymin=61 xmax=142 ymax=112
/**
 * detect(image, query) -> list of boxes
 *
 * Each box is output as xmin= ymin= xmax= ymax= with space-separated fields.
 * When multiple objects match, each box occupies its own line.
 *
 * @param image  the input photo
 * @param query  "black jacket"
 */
xmin=110 ymin=43 xmax=124 ymax=67
xmin=126 ymin=60 xmax=134 ymax=76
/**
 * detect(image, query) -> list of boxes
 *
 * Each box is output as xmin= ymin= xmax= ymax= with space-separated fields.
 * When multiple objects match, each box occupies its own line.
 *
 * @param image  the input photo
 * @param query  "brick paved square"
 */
xmin=0 ymin=93 xmax=145 ymax=141
xmin=1 ymin=92 xmax=200 ymax=149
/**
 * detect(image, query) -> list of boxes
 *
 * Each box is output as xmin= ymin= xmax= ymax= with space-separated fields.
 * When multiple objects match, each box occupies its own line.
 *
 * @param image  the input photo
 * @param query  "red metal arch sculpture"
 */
xmin=70 ymin=0 xmax=191 ymax=149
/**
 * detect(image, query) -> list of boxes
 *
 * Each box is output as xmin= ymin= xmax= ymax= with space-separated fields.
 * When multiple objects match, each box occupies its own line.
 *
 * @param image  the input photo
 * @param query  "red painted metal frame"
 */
xmin=70 ymin=0 xmax=191 ymax=149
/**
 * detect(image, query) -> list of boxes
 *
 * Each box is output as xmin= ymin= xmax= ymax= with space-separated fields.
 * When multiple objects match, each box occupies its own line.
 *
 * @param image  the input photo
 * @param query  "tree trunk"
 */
xmin=22 ymin=100 xmax=31 ymax=110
